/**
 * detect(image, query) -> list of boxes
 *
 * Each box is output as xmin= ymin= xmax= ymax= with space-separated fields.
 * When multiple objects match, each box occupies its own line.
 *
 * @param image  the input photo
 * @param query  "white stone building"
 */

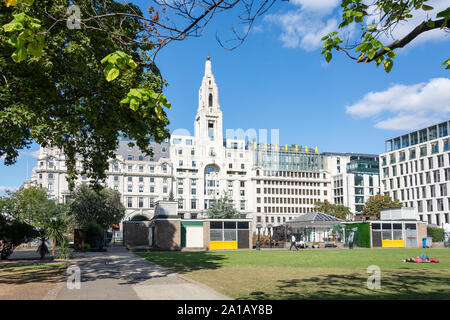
xmin=324 ymin=152 xmax=381 ymax=216
xmin=24 ymin=56 xmax=379 ymax=232
xmin=380 ymin=121 xmax=450 ymax=227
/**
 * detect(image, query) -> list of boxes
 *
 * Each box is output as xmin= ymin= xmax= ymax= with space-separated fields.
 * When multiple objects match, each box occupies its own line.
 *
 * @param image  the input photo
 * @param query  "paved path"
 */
xmin=48 ymin=247 xmax=231 ymax=300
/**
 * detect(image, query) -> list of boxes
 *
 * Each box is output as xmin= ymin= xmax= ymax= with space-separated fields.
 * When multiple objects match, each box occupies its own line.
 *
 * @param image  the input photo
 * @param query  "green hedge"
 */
xmin=427 ymin=226 xmax=444 ymax=242
xmin=344 ymin=223 xmax=370 ymax=248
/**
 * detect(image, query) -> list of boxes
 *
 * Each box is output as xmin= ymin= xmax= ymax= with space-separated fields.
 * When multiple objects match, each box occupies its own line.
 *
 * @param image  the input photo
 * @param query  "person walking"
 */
xmin=289 ymin=234 xmax=299 ymax=251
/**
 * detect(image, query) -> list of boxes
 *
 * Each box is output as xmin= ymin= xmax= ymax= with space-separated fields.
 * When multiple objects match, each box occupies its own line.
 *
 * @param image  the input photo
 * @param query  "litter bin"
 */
xmin=422 ymin=237 xmax=432 ymax=248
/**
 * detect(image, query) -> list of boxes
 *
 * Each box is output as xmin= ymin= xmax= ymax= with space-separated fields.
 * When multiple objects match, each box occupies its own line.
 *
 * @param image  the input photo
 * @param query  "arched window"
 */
xmin=208 ymin=93 xmax=213 ymax=107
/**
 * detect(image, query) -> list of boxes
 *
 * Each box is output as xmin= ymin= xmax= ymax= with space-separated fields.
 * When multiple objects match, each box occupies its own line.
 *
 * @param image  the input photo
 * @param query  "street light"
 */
xmin=256 ymin=223 xmax=262 ymax=250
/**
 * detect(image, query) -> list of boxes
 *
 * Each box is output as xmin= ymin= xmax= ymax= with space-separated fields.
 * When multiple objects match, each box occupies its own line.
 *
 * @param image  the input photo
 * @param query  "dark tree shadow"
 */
xmin=242 ymin=270 xmax=450 ymax=300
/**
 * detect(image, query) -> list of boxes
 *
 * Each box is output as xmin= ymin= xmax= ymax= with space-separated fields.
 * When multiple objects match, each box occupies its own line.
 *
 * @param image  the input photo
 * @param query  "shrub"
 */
xmin=58 ymin=237 xmax=71 ymax=259
xmin=85 ymin=222 xmax=104 ymax=248
xmin=0 ymin=218 xmax=38 ymax=260
xmin=84 ymin=243 xmax=91 ymax=251
xmin=427 ymin=226 xmax=444 ymax=242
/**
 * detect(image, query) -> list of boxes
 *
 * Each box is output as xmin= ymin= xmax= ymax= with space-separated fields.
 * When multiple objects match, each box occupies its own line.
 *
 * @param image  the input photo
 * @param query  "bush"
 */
xmin=85 ymin=222 xmax=104 ymax=248
xmin=84 ymin=243 xmax=91 ymax=251
xmin=58 ymin=237 xmax=70 ymax=259
xmin=427 ymin=226 xmax=444 ymax=242
xmin=0 ymin=218 xmax=38 ymax=260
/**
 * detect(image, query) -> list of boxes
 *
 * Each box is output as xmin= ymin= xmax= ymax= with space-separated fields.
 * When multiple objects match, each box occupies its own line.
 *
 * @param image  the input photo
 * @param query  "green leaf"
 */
xmin=437 ymin=7 xmax=450 ymax=19
xmin=325 ymin=52 xmax=332 ymax=63
xmin=441 ymin=58 xmax=450 ymax=69
xmin=422 ymin=5 xmax=434 ymax=11
xmin=129 ymin=98 xmax=139 ymax=111
xmin=383 ymin=58 xmax=393 ymax=73
xmin=11 ymin=46 xmax=27 ymax=63
xmin=104 ymin=65 xmax=120 ymax=82
xmin=2 ymin=21 xmax=23 ymax=32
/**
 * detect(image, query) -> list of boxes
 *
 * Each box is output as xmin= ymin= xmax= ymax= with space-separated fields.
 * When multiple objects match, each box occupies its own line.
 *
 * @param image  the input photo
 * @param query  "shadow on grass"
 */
xmin=137 ymin=251 xmax=227 ymax=274
xmin=0 ymin=265 xmax=67 ymax=285
xmin=244 ymin=271 xmax=450 ymax=300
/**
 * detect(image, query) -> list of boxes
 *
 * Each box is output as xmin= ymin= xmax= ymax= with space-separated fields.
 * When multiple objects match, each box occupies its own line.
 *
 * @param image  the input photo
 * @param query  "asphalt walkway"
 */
xmin=47 ymin=246 xmax=231 ymax=300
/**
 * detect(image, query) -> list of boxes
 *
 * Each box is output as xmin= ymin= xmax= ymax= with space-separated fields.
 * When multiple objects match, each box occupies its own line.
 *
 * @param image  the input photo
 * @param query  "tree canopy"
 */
xmin=68 ymin=185 xmax=125 ymax=229
xmin=206 ymin=194 xmax=241 ymax=219
xmin=314 ymin=200 xmax=352 ymax=221
xmin=361 ymin=194 xmax=403 ymax=219
xmin=1 ymin=0 xmax=171 ymax=189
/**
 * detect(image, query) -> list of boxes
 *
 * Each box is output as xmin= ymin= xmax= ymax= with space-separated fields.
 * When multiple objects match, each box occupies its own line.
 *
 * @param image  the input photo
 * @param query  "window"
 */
xmin=186 ymin=139 xmax=193 ymax=146
xmin=149 ymin=198 xmax=155 ymax=208
xmin=138 ymin=197 xmax=144 ymax=208
xmin=127 ymin=197 xmax=133 ymax=208
xmin=191 ymin=199 xmax=197 ymax=209
xmin=127 ymin=155 xmax=134 ymax=161
xmin=208 ymin=93 xmax=213 ymax=107
xmin=172 ymin=138 xmax=182 ymax=144
xmin=150 ymin=186 xmax=155 ymax=193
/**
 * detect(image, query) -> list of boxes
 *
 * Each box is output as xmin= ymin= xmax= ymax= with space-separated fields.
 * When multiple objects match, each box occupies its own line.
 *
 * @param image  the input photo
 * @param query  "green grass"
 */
xmin=137 ymin=248 xmax=450 ymax=300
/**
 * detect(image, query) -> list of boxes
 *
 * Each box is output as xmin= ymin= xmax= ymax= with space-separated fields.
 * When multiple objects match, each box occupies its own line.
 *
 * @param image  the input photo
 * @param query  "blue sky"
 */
xmin=1 ymin=0 xmax=449 ymax=193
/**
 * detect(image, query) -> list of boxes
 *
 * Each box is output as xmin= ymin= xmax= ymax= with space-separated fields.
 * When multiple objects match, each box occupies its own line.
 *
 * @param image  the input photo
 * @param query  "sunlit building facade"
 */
xmin=380 ymin=121 xmax=450 ymax=227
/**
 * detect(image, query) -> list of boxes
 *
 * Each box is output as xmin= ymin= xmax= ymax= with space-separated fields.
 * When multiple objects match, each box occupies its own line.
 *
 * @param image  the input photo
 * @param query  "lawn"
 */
xmin=0 ymin=263 xmax=67 ymax=300
xmin=137 ymin=248 xmax=450 ymax=300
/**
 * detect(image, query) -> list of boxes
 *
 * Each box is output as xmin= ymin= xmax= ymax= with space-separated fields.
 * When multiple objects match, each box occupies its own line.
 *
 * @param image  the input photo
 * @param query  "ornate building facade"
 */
xmin=25 ymin=57 xmax=380 ymax=231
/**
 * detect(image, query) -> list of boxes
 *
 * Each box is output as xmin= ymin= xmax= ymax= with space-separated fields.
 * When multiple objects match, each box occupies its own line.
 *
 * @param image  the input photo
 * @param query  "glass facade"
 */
xmin=346 ymin=156 xmax=379 ymax=174
xmin=385 ymin=121 xmax=449 ymax=152
xmin=253 ymin=149 xmax=324 ymax=172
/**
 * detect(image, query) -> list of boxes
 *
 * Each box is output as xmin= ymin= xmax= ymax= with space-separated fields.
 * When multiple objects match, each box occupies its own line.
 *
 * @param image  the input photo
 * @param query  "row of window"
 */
xmin=383 ymin=169 xmax=450 ymax=190
xmin=259 ymin=206 xmax=315 ymax=214
xmin=386 ymin=122 xmax=448 ymax=152
xmin=258 ymin=197 xmax=325 ymax=205
xmin=382 ymin=155 xmax=449 ymax=178
xmin=257 ymin=188 xmax=326 ymax=196
xmin=388 ymin=183 xmax=449 ymax=202
xmin=383 ymin=138 xmax=450 ymax=164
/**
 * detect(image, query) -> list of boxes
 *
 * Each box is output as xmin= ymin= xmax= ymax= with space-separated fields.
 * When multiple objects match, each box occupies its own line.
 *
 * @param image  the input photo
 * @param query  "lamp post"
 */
xmin=267 ymin=224 xmax=273 ymax=248
xmin=256 ymin=223 xmax=262 ymax=250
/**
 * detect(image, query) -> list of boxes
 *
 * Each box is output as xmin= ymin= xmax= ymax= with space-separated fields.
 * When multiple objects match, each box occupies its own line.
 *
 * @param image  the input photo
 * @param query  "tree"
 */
xmin=1 ymin=0 xmax=171 ymax=189
xmin=361 ymin=194 xmax=402 ymax=219
xmin=0 ymin=186 xmax=69 ymax=257
xmin=206 ymin=194 xmax=241 ymax=219
xmin=2 ymin=186 xmax=65 ymax=228
xmin=314 ymin=200 xmax=352 ymax=221
xmin=68 ymin=185 xmax=125 ymax=229
xmin=45 ymin=217 xmax=66 ymax=257
xmin=168 ymin=189 xmax=175 ymax=201
xmin=5 ymin=0 xmax=441 ymax=73
xmin=0 ymin=215 xmax=38 ymax=259
xmin=320 ymin=0 xmax=450 ymax=72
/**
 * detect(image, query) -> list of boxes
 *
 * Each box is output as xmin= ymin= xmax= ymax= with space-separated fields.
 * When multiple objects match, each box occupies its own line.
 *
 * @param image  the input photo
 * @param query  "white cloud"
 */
xmin=290 ymin=0 xmax=340 ymax=14
xmin=346 ymin=78 xmax=450 ymax=130
xmin=265 ymin=11 xmax=339 ymax=51
xmin=265 ymin=0 xmax=449 ymax=52
xmin=0 ymin=186 xmax=18 ymax=194
xmin=18 ymin=149 xmax=40 ymax=159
